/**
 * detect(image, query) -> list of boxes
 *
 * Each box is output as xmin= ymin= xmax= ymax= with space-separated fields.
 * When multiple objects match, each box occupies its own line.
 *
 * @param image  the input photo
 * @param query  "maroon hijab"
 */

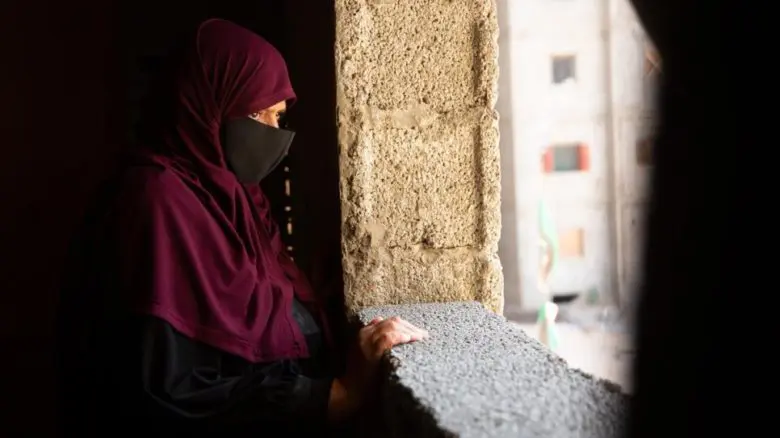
xmin=112 ymin=19 xmax=326 ymax=362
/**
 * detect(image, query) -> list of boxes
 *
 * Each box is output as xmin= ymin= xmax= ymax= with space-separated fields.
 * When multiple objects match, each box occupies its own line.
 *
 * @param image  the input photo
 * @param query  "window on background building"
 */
xmin=542 ymin=143 xmax=590 ymax=172
xmin=643 ymin=41 xmax=661 ymax=78
xmin=643 ymin=40 xmax=662 ymax=112
xmin=637 ymin=115 xmax=657 ymax=167
xmin=636 ymin=137 xmax=654 ymax=166
xmin=551 ymin=55 xmax=576 ymax=84
xmin=559 ymin=228 xmax=585 ymax=258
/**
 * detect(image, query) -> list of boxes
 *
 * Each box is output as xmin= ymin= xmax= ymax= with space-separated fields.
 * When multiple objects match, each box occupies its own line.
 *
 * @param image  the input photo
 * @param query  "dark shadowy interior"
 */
xmin=1 ymin=2 xmax=342 ymax=435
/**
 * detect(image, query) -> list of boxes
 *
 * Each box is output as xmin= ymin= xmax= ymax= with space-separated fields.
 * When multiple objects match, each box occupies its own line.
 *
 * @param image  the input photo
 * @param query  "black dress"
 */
xmin=57 ymin=297 xmax=335 ymax=437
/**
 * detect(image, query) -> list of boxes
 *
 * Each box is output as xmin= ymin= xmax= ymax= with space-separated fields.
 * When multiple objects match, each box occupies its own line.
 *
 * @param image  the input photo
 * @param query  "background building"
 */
xmin=500 ymin=0 xmax=659 ymax=315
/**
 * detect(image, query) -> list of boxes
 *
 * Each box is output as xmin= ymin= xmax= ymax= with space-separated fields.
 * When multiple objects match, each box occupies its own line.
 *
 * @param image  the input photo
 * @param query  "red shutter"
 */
xmin=577 ymin=143 xmax=590 ymax=171
xmin=542 ymin=148 xmax=554 ymax=173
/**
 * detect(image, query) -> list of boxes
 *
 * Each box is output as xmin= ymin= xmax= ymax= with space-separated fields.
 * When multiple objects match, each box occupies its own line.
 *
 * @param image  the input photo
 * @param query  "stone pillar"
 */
xmin=335 ymin=0 xmax=503 ymax=314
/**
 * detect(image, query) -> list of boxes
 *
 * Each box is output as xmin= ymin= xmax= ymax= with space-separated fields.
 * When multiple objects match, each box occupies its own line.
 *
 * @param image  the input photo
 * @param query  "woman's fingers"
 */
xmin=375 ymin=316 xmax=429 ymax=341
xmin=370 ymin=329 xmax=413 ymax=359
xmin=366 ymin=317 xmax=430 ymax=358
xmin=358 ymin=316 xmax=430 ymax=358
xmin=393 ymin=317 xmax=429 ymax=339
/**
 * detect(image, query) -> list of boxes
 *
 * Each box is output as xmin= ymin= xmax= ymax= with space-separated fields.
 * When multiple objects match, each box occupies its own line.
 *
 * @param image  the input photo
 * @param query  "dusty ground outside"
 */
xmin=514 ymin=309 xmax=635 ymax=393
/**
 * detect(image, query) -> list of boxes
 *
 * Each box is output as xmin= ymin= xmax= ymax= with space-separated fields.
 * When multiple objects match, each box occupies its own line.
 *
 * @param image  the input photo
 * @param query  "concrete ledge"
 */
xmin=358 ymin=302 xmax=627 ymax=438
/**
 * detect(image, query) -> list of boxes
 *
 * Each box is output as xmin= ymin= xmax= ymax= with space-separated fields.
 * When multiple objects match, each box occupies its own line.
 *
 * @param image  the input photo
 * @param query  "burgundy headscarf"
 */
xmin=112 ymin=19 xmax=327 ymax=362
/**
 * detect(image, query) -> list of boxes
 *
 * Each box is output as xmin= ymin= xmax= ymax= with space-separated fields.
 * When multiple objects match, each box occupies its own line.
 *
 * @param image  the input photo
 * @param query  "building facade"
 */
xmin=500 ymin=0 xmax=658 ymax=313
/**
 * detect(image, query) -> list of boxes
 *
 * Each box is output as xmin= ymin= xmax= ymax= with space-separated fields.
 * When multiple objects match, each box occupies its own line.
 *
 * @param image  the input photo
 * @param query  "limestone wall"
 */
xmin=335 ymin=0 xmax=503 ymax=313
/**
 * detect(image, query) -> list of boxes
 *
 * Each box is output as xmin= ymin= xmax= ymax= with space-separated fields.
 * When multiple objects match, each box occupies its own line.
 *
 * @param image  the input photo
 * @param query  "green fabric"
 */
xmin=536 ymin=306 xmax=560 ymax=352
xmin=538 ymin=200 xmax=559 ymax=272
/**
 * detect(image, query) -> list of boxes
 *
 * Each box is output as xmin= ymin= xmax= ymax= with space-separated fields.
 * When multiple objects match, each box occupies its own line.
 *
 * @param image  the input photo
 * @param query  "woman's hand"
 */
xmin=358 ymin=316 xmax=429 ymax=362
xmin=328 ymin=317 xmax=429 ymax=422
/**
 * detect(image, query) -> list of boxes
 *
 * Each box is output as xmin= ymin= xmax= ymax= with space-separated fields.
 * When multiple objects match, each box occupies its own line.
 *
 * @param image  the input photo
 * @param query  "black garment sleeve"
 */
xmin=137 ymin=316 xmax=333 ymax=433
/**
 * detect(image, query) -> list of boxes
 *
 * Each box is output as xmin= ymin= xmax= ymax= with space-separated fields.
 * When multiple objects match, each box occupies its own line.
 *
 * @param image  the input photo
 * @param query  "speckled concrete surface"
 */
xmin=359 ymin=302 xmax=628 ymax=438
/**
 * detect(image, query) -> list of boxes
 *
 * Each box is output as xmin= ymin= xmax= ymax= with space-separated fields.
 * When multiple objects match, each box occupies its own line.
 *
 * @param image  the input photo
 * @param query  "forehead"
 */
xmin=264 ymin=100 xmax=287 ymax=112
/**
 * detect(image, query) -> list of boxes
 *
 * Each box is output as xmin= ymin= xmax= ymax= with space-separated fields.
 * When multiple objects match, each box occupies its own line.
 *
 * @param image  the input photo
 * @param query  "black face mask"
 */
xmin=221 ymin=118 xmax=296 ymax=184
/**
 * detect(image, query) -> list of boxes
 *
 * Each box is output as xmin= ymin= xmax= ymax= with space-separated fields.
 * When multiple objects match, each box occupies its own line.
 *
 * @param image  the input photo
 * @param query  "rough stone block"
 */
xmin=344 ymin=248 xmax=503 ymax=314
xmin=336 ymin=0 xmax=502 ymax=313
xmin=336 ymin=0 xmax=497 ymax=111
xmin=358 ymin=302 xmax=628 ymax=437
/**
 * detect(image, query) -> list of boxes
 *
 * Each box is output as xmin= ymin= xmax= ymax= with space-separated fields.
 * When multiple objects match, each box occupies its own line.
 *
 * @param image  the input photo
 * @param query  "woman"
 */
xmin=56 ymin=19 xmax=428 ymax=436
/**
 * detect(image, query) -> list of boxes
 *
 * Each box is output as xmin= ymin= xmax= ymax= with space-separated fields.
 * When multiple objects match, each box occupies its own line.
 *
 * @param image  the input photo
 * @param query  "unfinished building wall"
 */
xmin=335 ymin=0 xmax=503 ymax=313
